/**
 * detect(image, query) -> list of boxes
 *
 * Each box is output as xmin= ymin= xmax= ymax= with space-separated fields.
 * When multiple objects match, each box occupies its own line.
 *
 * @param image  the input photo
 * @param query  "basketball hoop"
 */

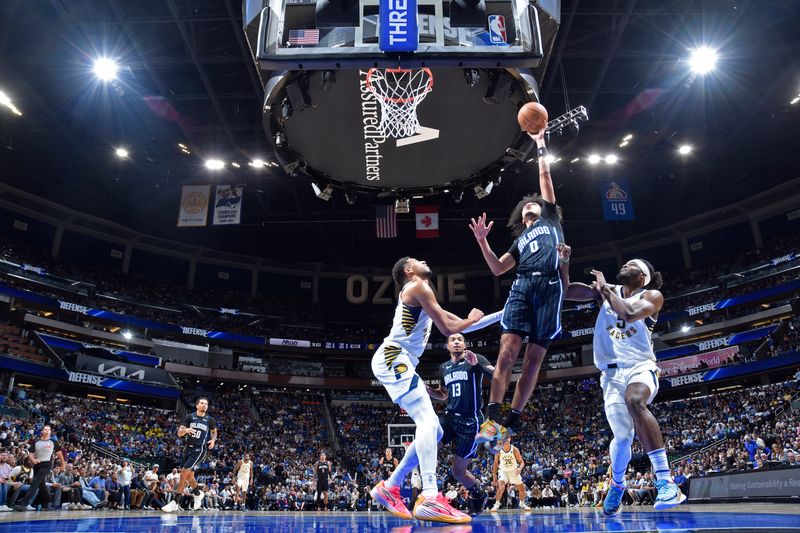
xmin=366 ymin=68 xmax=434 ymax=139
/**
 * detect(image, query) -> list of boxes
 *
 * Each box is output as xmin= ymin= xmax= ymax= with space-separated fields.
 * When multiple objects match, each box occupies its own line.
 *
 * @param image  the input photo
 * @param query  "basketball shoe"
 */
xmin=653 ymin=480 xmax=686 ymax=510
xmin=412 ymin=493 xmax=471 ymax=524
xmin=603 ymin=480 xmax=625 ymax=515
xmin=370 ymin=480 xmax=412 ymax=520
xmin=475 ymin=420 xmax=510 ymax=454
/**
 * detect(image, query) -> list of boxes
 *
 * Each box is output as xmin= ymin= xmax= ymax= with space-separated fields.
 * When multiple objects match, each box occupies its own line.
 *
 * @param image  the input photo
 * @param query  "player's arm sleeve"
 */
xmin=474 ymin=354 xmax=495 ymax=378
xmin=507 ymin=240 xmax=520 ymax=262
xmin=210 ymin=417 xmax=217 ymax=431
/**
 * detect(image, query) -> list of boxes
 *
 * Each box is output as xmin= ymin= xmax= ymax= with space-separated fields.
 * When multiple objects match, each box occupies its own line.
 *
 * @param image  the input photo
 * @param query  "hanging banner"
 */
xmin=177 ymin=185 xmax=211 ymax=227
xmin=600 ymin=180 xmax=635 ymax=221
xmin=212 ymin=185 xmax=244 ymax=225
xmin=415 ymin=206 xmax=439 ymax=238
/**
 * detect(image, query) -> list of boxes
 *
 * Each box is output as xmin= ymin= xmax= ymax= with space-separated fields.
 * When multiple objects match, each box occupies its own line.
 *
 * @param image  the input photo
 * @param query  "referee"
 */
xmin=16 ymin=424 xmax=64 ymax=511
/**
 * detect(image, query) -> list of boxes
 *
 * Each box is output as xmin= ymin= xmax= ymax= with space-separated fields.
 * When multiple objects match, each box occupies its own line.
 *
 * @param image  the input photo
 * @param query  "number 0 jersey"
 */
xmin=508 ymin=200 xmax=564 ymax=275
xmin=593 ymin=285 xmax=658 ymax=370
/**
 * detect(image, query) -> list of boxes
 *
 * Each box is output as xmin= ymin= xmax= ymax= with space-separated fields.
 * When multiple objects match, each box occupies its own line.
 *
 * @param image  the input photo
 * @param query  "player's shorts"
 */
xmin=316 ymin=481 xmax=329 ymax=494
xmin=411 ymin=469 xmax=421 ymax=489
xmin=236 ymin=477 xmax=249 ymax=492
xmin=440 ymin=412 xmax=483 ymax=459
xmin=371 ymin=342 xmax=425 ymax=406
xmin=499 ymin=470 xmax=523 ymax=486
xmin=181 ymin=447 xmax=206 ymax=471
xmin=500 ymin=271 xmax=563 ymax=346
xmin=600 ymin=360 xmax=660 ymax=409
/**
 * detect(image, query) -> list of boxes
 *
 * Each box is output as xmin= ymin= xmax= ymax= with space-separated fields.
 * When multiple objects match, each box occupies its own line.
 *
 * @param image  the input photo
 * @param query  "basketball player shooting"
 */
xmin=469 ymin=128 xmax=567 ymax=447
xmin=162 ymin=397 xmax=217 ymax=513
xmin=426 ymin=333 xmax=494 ymax=515
xmin=370 ymin=257 xmax=483 ymax=524
xmin=562 ymin=253 xmax=687 ymax=514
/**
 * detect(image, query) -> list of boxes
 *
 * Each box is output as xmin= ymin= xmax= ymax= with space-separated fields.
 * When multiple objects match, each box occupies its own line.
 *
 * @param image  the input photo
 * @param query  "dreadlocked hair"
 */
xmin=506 ymin=194 xmax=564 ymax=237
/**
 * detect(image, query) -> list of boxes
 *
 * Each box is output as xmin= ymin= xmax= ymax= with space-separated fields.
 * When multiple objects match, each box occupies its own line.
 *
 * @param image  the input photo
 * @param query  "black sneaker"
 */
xmin=468 ymin=488 xmax=488 ymax=515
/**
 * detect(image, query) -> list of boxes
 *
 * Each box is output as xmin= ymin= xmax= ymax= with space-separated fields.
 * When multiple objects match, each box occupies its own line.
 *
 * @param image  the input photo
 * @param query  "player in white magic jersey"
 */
xmin=370 ymin=256 xmax=484 ymax=524
xmin=564 ymin=254 xmax=686 ymax=515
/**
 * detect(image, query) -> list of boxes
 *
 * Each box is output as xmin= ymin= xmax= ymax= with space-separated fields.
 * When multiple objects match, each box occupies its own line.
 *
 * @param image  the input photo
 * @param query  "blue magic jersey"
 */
xmin=439 ymin=354 xmax=492 ymax=418
xmin=508 ymin=200 xmax=563 ymax=274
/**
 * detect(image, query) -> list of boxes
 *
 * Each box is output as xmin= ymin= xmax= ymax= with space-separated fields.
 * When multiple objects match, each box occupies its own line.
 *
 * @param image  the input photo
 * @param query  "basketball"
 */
xmin=518 ymin=102 xmax=548 ymax=133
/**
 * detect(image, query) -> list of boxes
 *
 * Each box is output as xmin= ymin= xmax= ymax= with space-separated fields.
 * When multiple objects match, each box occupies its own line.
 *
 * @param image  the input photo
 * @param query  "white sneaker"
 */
xmin=81 ymin=504 xmax=92 ymax=510
xmin=0 ymin=505 xmax=11 ymax=512
xmin=161 ymin=500 xmax=180 ymax=513
xmin=192 ymin=494 xmax=203 ymax=511
xmin=520 ymin=503 xmax=532 ymax=511
xmin=491 ymin=501 xmax=501 ymax=512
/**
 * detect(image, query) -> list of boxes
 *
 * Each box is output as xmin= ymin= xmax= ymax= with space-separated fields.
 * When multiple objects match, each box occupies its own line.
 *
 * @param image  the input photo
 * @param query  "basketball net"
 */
xmin=366 ymin=68 xmax=434 ymax=139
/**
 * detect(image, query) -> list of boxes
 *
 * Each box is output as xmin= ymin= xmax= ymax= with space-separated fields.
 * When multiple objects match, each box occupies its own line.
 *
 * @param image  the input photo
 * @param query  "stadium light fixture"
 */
xmin=791 ymin=96 xmax=800 ymax=105
xmin=689 ymin=47 xmax=718 ymax=75
xmin=678 ymin=144 xmax=693 ymax=155
xmin=570 ymin=157 xmax=580 ymax=163
xmin=587 ymin=154 xmax=601 ymax=165
xmin=680 ymin=325 xmax=691 ymax=333
xmin=93 ymin=57 xmax=119 ymax=81
xmin=115 ymin=147 xmax=129 ymax=159
xmin=312 ymin=181 xmax=333 ymax=201
xmin=122 ymin=330 xmax=133 ymax=340
xmin=544 ymin=154 xmax=557 ymax=164
xmin=205 ymin=159 xmax=225 ymax=170
xmin=231 ymin=162 xmax=241 ymax=168
xmin=619 ymin=141 xmax=629 ymax=148
xmin=605 ymin=154 xmax=618 ymax=165
xmin=249 ymin=159 xmax=266 ymax=168
xmin=622 ymin=134 xmax=634 ymax=142
xmin=0 ymin=90 xmax=22 ymax=116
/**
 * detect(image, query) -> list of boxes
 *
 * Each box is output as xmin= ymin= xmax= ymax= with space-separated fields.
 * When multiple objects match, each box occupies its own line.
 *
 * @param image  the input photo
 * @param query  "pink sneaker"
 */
xmin=412 ymin=493 xmax=472 ymax=524
xmin=370 ymin=480 xmax=412 ymax=520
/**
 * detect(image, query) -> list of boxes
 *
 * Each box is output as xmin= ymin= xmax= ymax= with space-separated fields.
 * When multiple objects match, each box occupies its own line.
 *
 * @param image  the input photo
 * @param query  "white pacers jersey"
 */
xmin=238 ymin=460 xmax=252 ymax=481
xmin=383 ymin=284 xmax=432 ymax=358
xmin=499 ymin=446 xmax=520 ymax=473
xmin=593 ymin=285 xmax=657 ymax=370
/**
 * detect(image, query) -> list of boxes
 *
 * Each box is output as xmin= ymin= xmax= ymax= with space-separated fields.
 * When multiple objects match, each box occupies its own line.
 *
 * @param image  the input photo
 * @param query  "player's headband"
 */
xmin=630 ymin=259 xmax=651 ymax=287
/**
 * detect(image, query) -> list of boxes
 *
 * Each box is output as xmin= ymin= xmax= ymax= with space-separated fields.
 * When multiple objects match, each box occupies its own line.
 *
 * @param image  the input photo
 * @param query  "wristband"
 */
xmin=538 ymin=146 xmax=548 ymax=158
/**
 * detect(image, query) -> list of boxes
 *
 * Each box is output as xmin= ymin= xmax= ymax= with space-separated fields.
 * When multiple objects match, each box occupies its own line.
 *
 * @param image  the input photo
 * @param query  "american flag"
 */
xmin=375 ymin=205 xmax=397 ymax=238
xmin=288 ymin=29 xmax=320 ymax=46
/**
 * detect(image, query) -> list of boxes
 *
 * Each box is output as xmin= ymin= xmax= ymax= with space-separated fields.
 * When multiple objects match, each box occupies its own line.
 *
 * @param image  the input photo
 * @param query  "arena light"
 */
xmin=205 ymin=159 xmax=225 ymax=170
xmin=619 ymin=141 xmax=629 ymax=148
xmin=678 ymin=144 xmax=693 ymax=155
xmin=791 ymin=96 xmax=800 ymax=105
xmin=570 ymin=157 xmax=580 ymax=163
xmin=544 ymin=154 xmax=557 ymax=164
xmin=605 ymin=154 xmax=618 ymax=165
xmin=93 ymin=57 xmax=119 ymax=81
xmin=622 ymin=134 xmax=634 ymax=142
xmin=122 ymin=330 xmax=133 ymax=340
xmin=680 ymin=325 xmax=691 ymax=333
xmin=115 ymin=147 xmax=129 ymax=159
xmin=395 ymin=198 xmax=411 ymax=213
xmin=231 ymin=162 xmax=241 ymax=168
xmin=473 ymin=180 xmax=494 ymax=199
xmin=587 ymin=154 xmax=601 ymax=165
xmin=0 ymin=90 xmax=22 ymax=116
xmin=249 ymin=159 xmax=265 ymax=168
xmin=312 ymin=181 xmax=333 ymax=201
xmin=689 ymin=47 xmax=718 ymax=75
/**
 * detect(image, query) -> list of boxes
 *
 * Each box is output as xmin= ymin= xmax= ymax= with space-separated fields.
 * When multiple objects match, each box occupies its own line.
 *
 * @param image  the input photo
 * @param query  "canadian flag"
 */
xmin=415 ymin=206 xmax=439 ymax=238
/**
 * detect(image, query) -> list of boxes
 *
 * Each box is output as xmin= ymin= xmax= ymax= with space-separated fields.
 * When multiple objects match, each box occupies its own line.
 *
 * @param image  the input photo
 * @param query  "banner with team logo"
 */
xmin=177 ymin=185 xmax=211 ymax=227
xmin=600 ymin=180 xmax=635 ymax=221
xmin=212 ymin=185 xmax=244 ymax=225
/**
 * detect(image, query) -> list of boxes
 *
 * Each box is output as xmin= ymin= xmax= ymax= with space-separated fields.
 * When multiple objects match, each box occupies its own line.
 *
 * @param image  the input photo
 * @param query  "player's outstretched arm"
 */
xmin=592 ymin=269 xmax=664 ymax=321
xmin=469 ymin=213 xmax=516 ymax=276
xmin=411 ymin=281 xmax=483 ymax=335
xmin=529 ymin=130 xmax=555 ymax=204
xmin=426 ymin=383 xmax=448 ymax=401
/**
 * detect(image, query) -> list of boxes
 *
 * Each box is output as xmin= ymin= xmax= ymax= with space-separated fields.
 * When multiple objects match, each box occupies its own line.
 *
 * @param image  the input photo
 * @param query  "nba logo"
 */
xmin=488 ymin=15 xmax=506 ymax=44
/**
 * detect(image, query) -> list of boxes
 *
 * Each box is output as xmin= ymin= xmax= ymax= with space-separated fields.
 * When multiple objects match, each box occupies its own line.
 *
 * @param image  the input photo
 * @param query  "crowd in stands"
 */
xmin=2 ymin=232 xmax=799 ymax=345
xmin=0 ymin=371 xmax=798 ymax=513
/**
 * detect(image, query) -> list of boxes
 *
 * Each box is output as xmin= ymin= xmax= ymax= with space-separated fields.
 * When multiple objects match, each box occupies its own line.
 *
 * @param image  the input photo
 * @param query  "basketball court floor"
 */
xmin=1 ymin=504 xmax=799 ymax=532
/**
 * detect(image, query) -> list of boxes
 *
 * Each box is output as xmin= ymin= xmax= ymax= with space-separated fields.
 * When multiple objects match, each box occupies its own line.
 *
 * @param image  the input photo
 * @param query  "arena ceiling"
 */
xmin=0 ymin=0 xmax=799 ymax=266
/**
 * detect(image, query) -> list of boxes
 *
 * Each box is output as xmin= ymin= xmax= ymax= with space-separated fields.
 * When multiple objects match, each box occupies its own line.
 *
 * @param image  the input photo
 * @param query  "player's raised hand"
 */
xmin=469 ymin=213 xmax=493 ymax=241
xmin=528 ymin=128 xmax=546 ymax=146
xmin=590 ymin=269 xmax=608 ymax=291
xmin=467 ymin=308 xmax=484 ymax=322
xmin=464 ymin=349 xmax=478 ymax=366
xmin=557 ymin=243 xmax=571 ymax=263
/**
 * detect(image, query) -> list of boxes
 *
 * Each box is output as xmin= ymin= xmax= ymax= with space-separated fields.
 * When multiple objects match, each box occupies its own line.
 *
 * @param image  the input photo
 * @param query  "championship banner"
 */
xmin=177 ymin=185 xmax=210 ymax=227
xmin=415 ymin=206 xmax=439 ymax=238
xmin=600 ymin=180 xmax=635 ymax=221
xmin=657 ymin=346 xmax=739 ymax=377
xmin=212 ymin=185 xmax=243 ymax=225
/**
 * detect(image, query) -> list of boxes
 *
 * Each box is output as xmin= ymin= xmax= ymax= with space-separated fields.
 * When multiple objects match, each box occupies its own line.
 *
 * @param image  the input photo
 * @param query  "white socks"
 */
xmin=647 ymin=448 xmax=673 ymax=482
